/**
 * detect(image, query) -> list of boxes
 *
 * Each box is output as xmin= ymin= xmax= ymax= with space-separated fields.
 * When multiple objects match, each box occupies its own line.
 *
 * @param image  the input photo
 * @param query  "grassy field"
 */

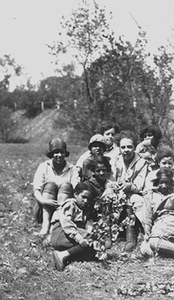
xmin=1 ymin=143 xmax=174 ymax=300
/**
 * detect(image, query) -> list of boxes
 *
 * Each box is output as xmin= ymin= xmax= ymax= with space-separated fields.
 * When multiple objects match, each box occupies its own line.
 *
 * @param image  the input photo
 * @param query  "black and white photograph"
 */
xmin=1 ymin=1 xmax=174 ymax=299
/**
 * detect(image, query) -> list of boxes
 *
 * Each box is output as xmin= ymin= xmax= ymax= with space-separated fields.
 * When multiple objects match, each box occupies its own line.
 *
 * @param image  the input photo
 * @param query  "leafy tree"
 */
xmin=0 ymin=55 xmax=22 ymax=142
xmin=22 ymin=90 xmax=41 ymax=117
xmin=151 ymin=48 xmax=174 ymax=138
xmin=48 ymin=0 xmax=112 ymax=103
xmin=49 ymin=0 xmax=174 ymax=144
xmin=38 ymin=74 xmax=80 ymax=110
xmin=0 ymin=107 xmax=16 ymax=142
xmin=0 ymin=54 xmax=21 ymax=91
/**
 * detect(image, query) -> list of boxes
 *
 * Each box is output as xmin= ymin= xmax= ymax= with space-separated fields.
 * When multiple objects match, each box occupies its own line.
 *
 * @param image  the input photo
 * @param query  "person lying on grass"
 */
xmin=51 ymin=182 xmax=97 ymax=271
xmin=141 ymin=168 xmax=174 ymax=258
xmin=33 ymin=138 xmax=78 ymax=237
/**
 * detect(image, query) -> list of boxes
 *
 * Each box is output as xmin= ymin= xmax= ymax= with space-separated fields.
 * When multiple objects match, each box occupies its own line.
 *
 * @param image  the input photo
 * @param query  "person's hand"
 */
xmin=142 ymin=138 xmax=152 ymax=147
xmin=40 ymin=198 xmax=58 ymax=207
xmin=79 ymin=238 xmax=89 ymax=248
xmin=85 ymin=220 xmax=93 ymax=233
xmin=116 ymin=182 xmax=124 ymax=191
xmin=122 ymin=182 xmax=132 ymax=192
xmin=116 ymin=181 xmax=131 ymax=192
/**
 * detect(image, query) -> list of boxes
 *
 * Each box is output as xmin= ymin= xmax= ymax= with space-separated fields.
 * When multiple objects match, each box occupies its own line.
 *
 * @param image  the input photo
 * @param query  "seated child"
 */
xmin=85 ymin=156 xmax=123 ymax=255
xmin=141 ymin=168 xmax=174 ymax=258
xmin=85 ymin=155 xmax=114 ymax=200
xmin=145 ymin=146 xmax=174 ymax=190
xmin=80 ymin=134 xmax=107 ymax=181
xmin=75 ymin=133 xmax=117 ymax=182
xmin=136 ymin=125 xmax=162 ymax=171
xmin=51 ymin=182 xmax=97 ymax=271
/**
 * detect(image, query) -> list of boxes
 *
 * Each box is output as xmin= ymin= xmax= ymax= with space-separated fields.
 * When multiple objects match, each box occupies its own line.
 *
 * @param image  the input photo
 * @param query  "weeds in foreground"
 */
xmin=1 ymin=144 xmax=174 ymax=300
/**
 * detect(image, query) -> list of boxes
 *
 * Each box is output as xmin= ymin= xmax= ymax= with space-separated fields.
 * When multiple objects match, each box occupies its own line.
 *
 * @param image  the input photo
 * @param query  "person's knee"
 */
xmin=59 ymin=182 xmax=73 ymax=197
xmin=51 ymin=234 xmax=60 ymax=250
xmin=149 ymin=237 xmax=159 ymax=250
xmin=42 ymin=182 xmax=58 ymax=199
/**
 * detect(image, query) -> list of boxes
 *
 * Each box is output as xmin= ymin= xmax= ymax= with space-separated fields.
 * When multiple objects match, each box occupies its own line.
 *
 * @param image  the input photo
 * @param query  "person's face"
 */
xmin=159 ymin=157 xmax=174 ymax=171
xmin=143 ymin=132 xmax=154 ymax=146
xmin=75 ymin=190 xmax=92 ymax=210
xmin=53 ymin=149 xmax=66 ymax=165
xmin=103 ymin=128 xmax=115 ymax=147
xmin=158 ymin=178 xmax=172 ymax=195
xmin=94 ymin=163 xmax=107 ymax=183
xmin=143 ymin=132 xmax=154 ymax=141
xmin=90 ymin=142 xmax=104 ymax=157
xmin=120 ymin=138 xmax=135 ymax=163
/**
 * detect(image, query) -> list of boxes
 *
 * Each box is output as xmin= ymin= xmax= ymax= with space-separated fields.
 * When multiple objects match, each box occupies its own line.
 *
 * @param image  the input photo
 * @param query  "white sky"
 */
xmin=1 ymin=0 xmax=174 ymax=89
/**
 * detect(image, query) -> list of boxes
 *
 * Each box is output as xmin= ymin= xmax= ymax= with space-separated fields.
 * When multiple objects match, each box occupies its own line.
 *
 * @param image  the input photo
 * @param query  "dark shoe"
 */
xmin=52 ymin=250 xmax=65 ymax=271
xmin=124 ymin=225 xmax=137 ymax=252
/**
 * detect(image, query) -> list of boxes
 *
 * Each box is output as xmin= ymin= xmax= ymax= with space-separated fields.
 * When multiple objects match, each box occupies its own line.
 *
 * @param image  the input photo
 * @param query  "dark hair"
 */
xmin=156 ymin=146 xmax=174 ymax=164
xmin=118 ymin=130 xmax=138 ymax=148
xmin=91 ymin=156 xmax=111 ymax=172
xmin=46 ymin=138 xmax=69 ymax=158
xmin=140 ymin=125 xmax=162 ymax=149
xmin=98 ymin=121 xmax=120 ymax=135
xmin=74 ymin=182 xmax=92 ymax=195
xmin=154 ymin=168 xmax=173 ymax=187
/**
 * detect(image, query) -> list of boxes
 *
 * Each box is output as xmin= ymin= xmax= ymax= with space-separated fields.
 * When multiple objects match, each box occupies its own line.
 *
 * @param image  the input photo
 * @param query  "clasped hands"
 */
xmin=116 ymin=180 xmax=132 ymax=193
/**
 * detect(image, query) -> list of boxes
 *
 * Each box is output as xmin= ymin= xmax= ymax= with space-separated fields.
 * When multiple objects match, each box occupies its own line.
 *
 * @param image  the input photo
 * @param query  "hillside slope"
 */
xmin=13 ymin=109 xmax=70 ymax=144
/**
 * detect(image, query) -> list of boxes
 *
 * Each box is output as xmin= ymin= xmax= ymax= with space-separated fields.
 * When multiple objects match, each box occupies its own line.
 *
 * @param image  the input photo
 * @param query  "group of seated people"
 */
xmin=33 ymin=121 xmax=174 ymax=271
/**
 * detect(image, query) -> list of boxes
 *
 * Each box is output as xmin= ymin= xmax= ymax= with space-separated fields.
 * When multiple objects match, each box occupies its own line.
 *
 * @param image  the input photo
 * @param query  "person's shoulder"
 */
xmin=105 ymin=144 xmax=120 ymax=158
xmin=62 ymin=197 xmax=77 ymax=208
xmin=36 ymin=159 xmax=52 ymax=169
xmin=76 ymin=150 xmax=90 ymax=163
xmin=112 ymin=143 xmax=120 ymax=151
xmin=84 ymin=177 xmax=100 ymax=194
xmin=81 ymin=150 xmax=90 ymax=157
xmin=66 ymin=161 xmax=74 ymax=168
xmin=135 ymin=152 xmax=147 ymax=164
xmin=146 ymin=169 xmax=158 ymax=180
xmin=83 ymin=155 xmax=95 ymax=164
xmin=85 ymin=176 xmax=97 ymax=187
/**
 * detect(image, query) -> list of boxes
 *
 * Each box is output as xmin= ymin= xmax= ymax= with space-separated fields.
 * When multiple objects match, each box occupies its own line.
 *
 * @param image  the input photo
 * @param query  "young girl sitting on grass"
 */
xmin=33 ymin=138 xmax=78 ymax=237
xmin=51 ymin=182 xmax=97 ymax=271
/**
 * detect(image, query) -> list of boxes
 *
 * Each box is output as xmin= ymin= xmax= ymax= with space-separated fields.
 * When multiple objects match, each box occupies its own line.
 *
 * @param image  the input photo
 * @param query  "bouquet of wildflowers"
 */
xmin=88 ymin=182 xmax=134 ymax=260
